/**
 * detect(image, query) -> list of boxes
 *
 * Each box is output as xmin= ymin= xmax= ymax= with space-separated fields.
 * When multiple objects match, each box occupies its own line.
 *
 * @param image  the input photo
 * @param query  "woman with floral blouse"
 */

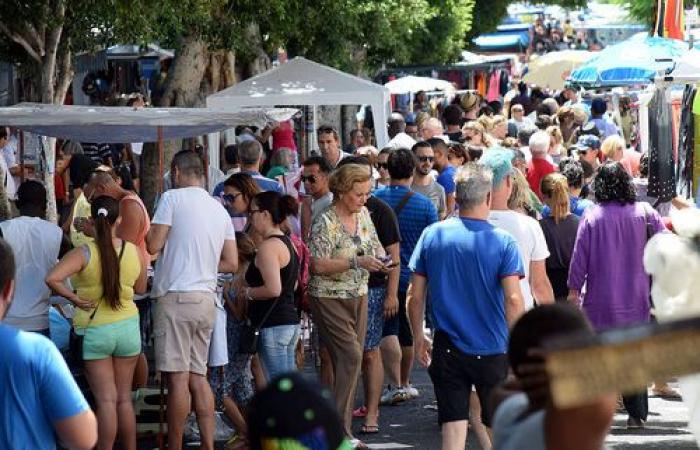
xmin=309 ymin=163 xmax=386 ymax=448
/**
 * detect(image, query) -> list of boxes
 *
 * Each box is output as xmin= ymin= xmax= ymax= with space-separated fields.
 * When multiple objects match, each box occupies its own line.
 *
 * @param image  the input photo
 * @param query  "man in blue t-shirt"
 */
xmin=374 ymin=147 xmax=438 ymax=403
xmin=428 ymin=137 xmax=456 ymax=215
xmin=408 ymin=163 xmax=525 ymax=450
xmin=0 ymin=238 xmax=97 ymax=450
xmin=237 ymin=140 xmax=283 ymax=194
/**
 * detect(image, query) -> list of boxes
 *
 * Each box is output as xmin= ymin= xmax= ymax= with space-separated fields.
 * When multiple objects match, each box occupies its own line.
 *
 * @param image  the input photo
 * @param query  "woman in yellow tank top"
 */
xmin=47 ymin=195 xmax=147 ymax=450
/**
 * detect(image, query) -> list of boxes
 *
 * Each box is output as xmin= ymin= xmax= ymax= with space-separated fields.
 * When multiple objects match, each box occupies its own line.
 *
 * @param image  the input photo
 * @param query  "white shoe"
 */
xmin=402 ymin=384 xmax=419 ymax=399
xmin=380 ymin=385 xmax=407 ymax=405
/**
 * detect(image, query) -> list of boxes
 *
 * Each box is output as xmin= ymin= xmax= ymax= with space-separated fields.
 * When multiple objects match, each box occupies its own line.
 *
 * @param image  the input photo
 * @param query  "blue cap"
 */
xmin=574 ymin=134 xmax=601 ymax=150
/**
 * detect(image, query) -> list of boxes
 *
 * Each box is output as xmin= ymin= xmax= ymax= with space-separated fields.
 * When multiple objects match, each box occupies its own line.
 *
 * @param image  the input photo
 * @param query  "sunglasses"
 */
xmin=376 ymin=163 xmax=389 ymax=170
xmin=418 ymin=156 xmax=434 ymax=163
xmin=223 ymin=193 xmax=242 ymax=203
xmin=301 ymin=175 xmax=317 ymax=184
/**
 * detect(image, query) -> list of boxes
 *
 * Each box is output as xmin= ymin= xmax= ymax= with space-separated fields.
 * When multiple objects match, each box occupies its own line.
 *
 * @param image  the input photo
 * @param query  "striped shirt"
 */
xmin=374 ymin=185 xmax=438 ymax=292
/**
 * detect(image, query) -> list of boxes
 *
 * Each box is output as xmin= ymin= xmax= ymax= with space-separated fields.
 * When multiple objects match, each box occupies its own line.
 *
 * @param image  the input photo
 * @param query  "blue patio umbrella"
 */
xmin=567 ymin=36 xmax=688 ymax=88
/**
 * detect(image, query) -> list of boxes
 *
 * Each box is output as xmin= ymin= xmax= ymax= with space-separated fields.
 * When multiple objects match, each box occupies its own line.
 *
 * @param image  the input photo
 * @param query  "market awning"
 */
xmin=0 ymin=103 xmax=297 ymax=143
xmin=472 ymin=32 xmax=529 ymax=52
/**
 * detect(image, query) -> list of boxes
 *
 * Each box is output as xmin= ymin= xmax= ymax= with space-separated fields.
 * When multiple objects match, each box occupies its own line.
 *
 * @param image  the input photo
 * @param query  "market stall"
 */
xmin=0 ymin=103 xmax=296 ymax=218
xmin=207 ymin=57 xmax=392 ymax=150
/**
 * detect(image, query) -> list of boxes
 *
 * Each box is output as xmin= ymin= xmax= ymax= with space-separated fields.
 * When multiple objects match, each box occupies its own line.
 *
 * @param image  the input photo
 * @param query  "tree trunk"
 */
xmin=244 ymin=22 xmax=271 ymax=77
xmin=43 ymin=137 xmax=57 ymax=223
xmin=157 ymin=36 xmax=209 ymax=108
xmin=341 ymin=106 xmax=360 ymax=146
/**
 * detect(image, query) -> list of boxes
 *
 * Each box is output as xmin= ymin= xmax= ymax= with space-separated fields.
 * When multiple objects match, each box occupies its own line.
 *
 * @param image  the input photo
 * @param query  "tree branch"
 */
xmin=0 ymin=23 xmax=42 ymax=63
xmin=25 ymin=23 xmax=45 ymax=57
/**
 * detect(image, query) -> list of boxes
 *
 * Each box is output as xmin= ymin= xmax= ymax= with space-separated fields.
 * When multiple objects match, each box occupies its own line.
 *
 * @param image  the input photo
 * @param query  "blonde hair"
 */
xmin=477 ymin=115 xmax=494 ymax=133
xmin=463 ymin=121 xmax=495 ymax=147
xmin=491 ymin=115 xmax=507 ymax=127
xmin=329 ymin=164 xmax=371 ymax=201
xmin=507 ymin=168 xmax=533 ymax=213
xmin=546 ymin=126 xmax=563 ymax=145
xmin=540 ymin=173 xmax=570 ymax=224
xmin=601 ymin=135 xmax=625 ymax=161
xmin=415 ymin=112 xmax=431 ymax=130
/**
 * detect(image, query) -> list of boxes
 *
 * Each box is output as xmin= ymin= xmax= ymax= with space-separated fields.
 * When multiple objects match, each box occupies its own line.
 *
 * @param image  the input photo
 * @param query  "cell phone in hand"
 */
xmin=384 ymin=261 xmax=399 ymax=269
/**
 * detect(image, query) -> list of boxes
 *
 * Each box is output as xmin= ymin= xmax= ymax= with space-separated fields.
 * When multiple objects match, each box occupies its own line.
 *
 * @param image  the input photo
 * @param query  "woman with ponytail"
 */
xmin=538 ymin=173 xmax=580 ymax=301
xmin=236 ymin=191 xmax=301 ymax=379
xmin=46 ymin=195 xmax=147 ymax=450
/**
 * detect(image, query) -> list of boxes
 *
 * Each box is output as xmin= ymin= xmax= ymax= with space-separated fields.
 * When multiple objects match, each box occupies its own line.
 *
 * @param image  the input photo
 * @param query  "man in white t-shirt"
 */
xmin=147 ymin=150 xmax=238 ymax=450
xmin=0 ymin=181 xmax=62 ymax=335
xmin=481 ymin=149 xmax=554 ymax=309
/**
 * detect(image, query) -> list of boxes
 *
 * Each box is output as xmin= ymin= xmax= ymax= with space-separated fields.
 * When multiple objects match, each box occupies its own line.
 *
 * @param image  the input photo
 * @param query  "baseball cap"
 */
xmin=573 ymin=135 xmax=601 ymax=152
xmin=404 ymin=112 xmax=417 ymax=125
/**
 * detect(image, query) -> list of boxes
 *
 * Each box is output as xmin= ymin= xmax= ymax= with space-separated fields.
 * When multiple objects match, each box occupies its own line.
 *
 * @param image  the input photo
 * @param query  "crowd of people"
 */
xmin=0 ymin=79 xmax=694 ymax=450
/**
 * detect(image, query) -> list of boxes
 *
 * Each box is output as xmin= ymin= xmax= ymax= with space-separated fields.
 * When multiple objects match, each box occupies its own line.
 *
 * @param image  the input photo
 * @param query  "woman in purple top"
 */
xmin=567 ymin=162 xmax=665 ymax=428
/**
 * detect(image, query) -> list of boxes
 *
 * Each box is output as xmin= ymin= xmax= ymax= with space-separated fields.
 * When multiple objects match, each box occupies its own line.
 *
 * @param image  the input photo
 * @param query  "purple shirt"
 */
xmin=568 ymin=202 xmax=665 ymax=330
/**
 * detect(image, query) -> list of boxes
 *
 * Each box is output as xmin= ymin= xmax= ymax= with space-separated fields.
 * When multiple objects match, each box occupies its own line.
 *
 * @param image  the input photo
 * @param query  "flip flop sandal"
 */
xmin=359 ymin=424 xmax=380 ymax=434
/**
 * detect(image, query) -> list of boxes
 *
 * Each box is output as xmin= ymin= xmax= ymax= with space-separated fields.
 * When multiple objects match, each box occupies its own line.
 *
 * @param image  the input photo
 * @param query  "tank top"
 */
xmin=120 ymin=193 xmax=151 ymax=258
xmin=71 ymin=240 xmax=141 ymax=328
xmin=245 ymin=234 xmax=299 ymax=328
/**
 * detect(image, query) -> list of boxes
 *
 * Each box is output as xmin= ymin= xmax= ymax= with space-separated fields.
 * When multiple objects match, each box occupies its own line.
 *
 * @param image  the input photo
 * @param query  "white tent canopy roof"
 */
xmin=207 ymin=57 xmax=391 ymax=147
xmin=384 ymin=76 xmax=455 ymax=95
xmin=661 ymin=49 xmax=700 ymax=83
xmin=0 ymin=103 xmax=297 ymax=143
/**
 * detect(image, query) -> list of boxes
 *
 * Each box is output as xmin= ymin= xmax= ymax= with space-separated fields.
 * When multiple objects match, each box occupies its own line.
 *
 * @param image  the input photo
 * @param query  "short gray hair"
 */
xmin=529 ymin=131 xmax=551 ymax=156
xmin=61 ymin=140 xmax=83 ymax=155
xmin=239 ymin=140 xmax=262 ymax=165
xmin=171 ymin=150 xmax=204 ymax=178
xmin=455 ymin=163 xmax=493 ymax=211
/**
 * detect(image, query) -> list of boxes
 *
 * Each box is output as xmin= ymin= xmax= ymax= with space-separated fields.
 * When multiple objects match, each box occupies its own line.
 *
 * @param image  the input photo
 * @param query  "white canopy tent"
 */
xmin=655 ymin=49 xmax=700 ymax=84
xmin=207 ymin=57 xmax=392 ymax=148
xmin=0 ymin=103 xmax=296 ymax=201
xmin=384 ymin=75 xmax=455 ymax=95
xmin=0 ymin=103 xmax=296 ymax=143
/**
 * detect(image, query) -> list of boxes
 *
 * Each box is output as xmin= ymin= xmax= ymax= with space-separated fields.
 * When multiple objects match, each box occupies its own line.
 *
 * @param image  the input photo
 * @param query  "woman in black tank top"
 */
xmin=239 ymin=191 xmax=301 ymax=379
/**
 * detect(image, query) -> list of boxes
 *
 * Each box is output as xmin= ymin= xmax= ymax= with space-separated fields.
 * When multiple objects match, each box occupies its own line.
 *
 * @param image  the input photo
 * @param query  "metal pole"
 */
xmin=18 ymin=131 xmax=24 ymax=183
xmin=158 ymin=126 xmax=164 ymax=194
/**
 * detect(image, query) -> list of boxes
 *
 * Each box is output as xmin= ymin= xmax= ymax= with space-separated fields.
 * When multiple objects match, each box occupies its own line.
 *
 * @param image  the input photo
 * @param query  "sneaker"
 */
xmin=627 ymin=417 xmax=645 ymax=429
xmin=380 ymin=385 xmax=407 ymax=405
xmin=402 ymin=384 xmax=420 ymax=399
xmin=652 ymin=385 xmax=682 ymax=399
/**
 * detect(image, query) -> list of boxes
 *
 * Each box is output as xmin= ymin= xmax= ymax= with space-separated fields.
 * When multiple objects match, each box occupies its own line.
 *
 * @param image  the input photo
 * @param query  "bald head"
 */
xmin=83 ymin=170 xmax=121 ymax=202
xmin=388 ymin=113 xmax=407 ymax=138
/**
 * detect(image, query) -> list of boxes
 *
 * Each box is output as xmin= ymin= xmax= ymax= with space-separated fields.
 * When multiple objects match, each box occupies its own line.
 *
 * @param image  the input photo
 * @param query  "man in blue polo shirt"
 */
xmin=374 ymin=147 xmax=438 ymax=404
xmin=0 ymin=238 xmax=97 ymax=450
xmin=429 ymin=137 xmax=456 ymax=215
xmin=408 ymin=163 xmax=524 ymax=450
xmin=238 ymin=140 xmax=283 ymax=193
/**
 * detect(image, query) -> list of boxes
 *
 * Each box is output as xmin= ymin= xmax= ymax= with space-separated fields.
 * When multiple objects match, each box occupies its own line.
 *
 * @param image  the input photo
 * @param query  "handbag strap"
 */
xmin=393 ymin=191 xmax=414 ymax=217
xmin=84 ymin=241 xmax=127 ymax=329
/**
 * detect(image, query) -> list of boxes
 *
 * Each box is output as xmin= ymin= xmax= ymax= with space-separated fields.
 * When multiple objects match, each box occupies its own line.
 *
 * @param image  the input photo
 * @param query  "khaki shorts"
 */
xmin=153 ymin=292 xmax=216 ymax=375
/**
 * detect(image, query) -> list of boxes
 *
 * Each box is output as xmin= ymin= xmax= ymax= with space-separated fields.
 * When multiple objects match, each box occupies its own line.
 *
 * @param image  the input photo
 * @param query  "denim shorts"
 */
xmin=81 ymin=314 xmax=141 ymax=360
xmin=364 ymin=286 xmax=386 ymax=351
xmin=258 ymin=323 xmax=300 ymax=380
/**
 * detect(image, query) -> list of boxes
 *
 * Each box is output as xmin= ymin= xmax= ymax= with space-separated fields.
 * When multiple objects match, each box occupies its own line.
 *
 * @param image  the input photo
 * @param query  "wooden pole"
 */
xmin=158 ymin=127 xmax=164 ymax=194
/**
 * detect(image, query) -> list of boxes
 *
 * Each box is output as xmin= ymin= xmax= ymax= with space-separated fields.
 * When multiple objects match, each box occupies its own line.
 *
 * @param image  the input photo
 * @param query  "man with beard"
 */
xmin=411 ymin=141 xmax=446 ymax=220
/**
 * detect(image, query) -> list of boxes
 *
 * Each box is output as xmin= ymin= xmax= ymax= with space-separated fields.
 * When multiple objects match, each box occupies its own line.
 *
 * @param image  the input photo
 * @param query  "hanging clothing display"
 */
xmin=486 ymin=71 xmax=501 ymax=102
xmin=677 ymin=85 xmax=695 ymax=198
xmin=647 ymin=86 xmax=676 ymax=202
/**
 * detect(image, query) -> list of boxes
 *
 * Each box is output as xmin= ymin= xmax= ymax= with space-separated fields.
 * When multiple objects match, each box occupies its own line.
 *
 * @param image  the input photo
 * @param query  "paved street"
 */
xmin=356 ymin=366 xmax=699 ymax=449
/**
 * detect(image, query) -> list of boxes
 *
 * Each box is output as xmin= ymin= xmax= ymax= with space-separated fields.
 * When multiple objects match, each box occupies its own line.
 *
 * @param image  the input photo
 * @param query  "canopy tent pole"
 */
xmin=158 ymin=126 xmax=164 ymax=194
xmin=312 ymin=104 xmax=318 ymax=155
xmin=18 ymin=131 xmax=24 ymax=184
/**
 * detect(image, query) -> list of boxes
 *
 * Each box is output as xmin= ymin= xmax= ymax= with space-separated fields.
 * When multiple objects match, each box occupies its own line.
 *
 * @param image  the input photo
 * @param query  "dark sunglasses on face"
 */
xmin=376 ymin=163 xmax=389 ymax=170
xmin=301 ymin=175 xmax=317 ymax=184
xmin=223 ymin=193 xmax=242 ymax=203
xmin=418 ymin=156 xmax=434 ymax=163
